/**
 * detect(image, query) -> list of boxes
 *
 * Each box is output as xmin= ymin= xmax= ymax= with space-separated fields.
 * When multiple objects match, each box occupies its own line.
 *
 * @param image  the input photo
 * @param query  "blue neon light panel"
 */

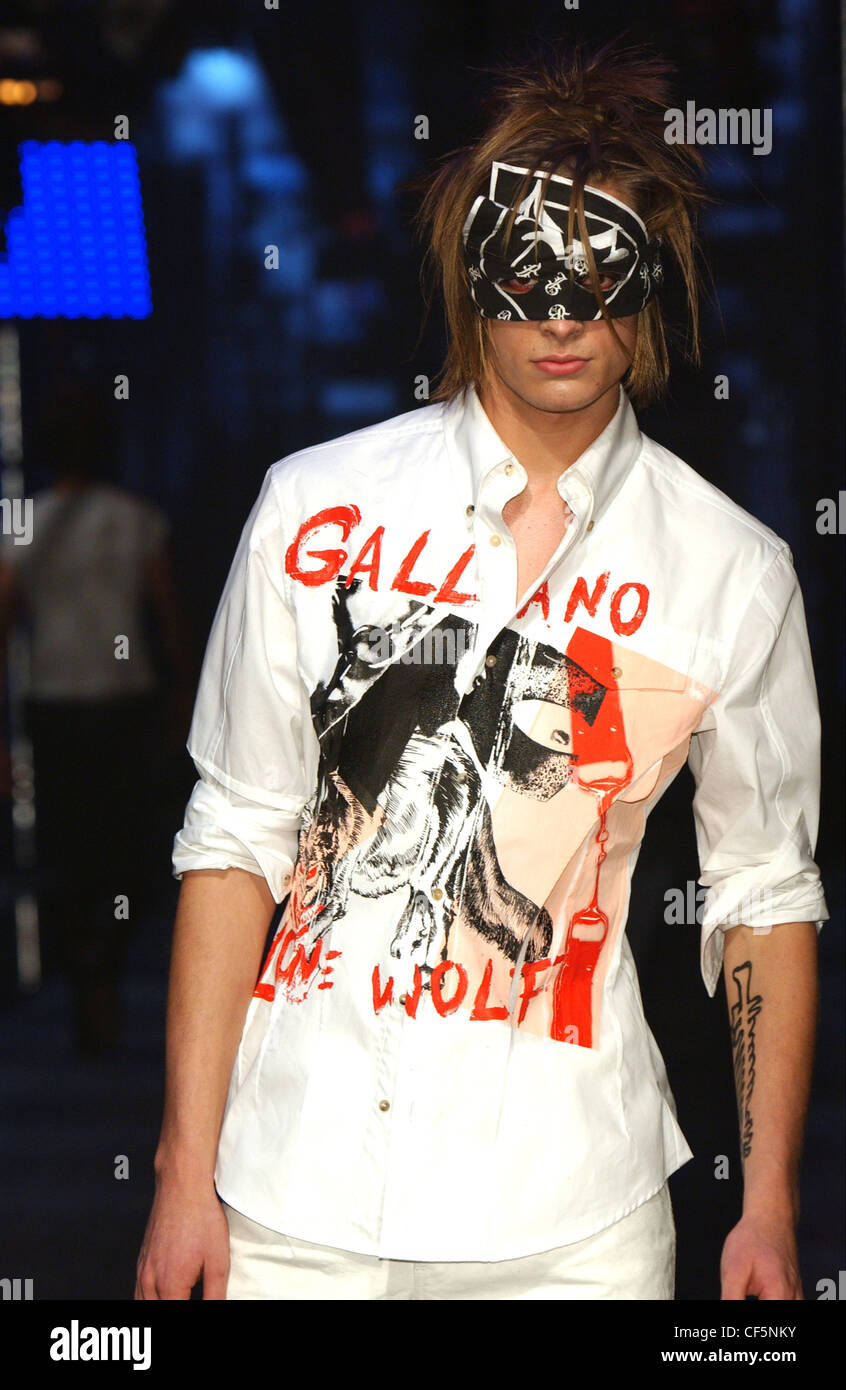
xmin=0 ymin=141 xmax=153 ymax=319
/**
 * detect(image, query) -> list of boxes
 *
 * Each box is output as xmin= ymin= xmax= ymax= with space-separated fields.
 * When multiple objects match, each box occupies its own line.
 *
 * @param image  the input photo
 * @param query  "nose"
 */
xmin=539 ymin=315 xmax=585 ymax=339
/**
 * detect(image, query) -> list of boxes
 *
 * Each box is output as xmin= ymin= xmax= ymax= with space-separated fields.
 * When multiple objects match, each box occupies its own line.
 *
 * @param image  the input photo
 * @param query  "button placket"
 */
xmin=376 ymin=967 xmax=438 ymax=1251
xmin=468 ymin=469 xmax=522 ymax=658
xmin=360 ymin=974 xmax=407 ymax=1244
xmin=455 ymin=466 xmax=592 ymax=697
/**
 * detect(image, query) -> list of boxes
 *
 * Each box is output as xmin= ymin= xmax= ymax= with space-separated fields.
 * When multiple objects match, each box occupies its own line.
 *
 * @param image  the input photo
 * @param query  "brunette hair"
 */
xmin=407 ymin=40 xmax=709 ymax=407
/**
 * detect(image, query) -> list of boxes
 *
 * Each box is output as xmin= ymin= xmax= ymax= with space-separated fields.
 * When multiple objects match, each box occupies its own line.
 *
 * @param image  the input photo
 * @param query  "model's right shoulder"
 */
xmin=264 ymin=402 xmax=448 ymax=501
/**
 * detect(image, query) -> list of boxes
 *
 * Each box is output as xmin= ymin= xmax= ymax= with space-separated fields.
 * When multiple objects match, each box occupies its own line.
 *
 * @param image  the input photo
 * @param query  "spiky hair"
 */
xmin=407 ymin=39 xmax=709 ymax=407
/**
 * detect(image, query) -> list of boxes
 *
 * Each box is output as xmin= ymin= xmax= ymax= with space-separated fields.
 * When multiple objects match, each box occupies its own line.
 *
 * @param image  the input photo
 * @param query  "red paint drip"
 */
xmin=552 ymin=630 xmax=635 ymax=1048
xmin=552 ymin=776 xmax=629 ymax=1047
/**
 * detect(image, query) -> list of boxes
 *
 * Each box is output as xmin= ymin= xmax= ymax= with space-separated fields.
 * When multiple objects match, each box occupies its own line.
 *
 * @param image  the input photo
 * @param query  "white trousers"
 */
xmin=223 ymin=1183 xmax=675 ymax=1300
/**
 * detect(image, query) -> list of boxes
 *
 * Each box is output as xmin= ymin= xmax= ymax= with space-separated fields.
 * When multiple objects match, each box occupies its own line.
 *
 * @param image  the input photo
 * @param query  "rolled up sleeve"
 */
xmin=172 ymin=467 xmax=315 ymax=904
xmin=688 ymin=544 xmax=829 ymax=995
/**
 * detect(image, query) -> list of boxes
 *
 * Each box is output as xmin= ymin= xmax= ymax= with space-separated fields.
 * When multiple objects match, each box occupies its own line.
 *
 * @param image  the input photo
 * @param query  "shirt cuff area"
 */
xmin=171 ymin=776 xmax=301 ymax=904
xmin=699 ymin=890 xmax=829 ymax=997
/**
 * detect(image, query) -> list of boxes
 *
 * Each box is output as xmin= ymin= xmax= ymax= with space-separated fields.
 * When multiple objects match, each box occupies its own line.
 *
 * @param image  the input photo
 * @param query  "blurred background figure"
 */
xmin=0 ymin=387 xmax=193 ymax=1054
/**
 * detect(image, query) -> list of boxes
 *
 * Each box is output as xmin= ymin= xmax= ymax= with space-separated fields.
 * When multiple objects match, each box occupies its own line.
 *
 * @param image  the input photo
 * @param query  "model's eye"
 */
xmin=498 ymin=277 xmax=537 ymax=294
xmin=576 ymin=272 xmax=619 ymax=293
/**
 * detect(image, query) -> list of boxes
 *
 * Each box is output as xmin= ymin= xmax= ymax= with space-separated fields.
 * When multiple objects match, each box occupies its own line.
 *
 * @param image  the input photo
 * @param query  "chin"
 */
xmin=523 ymin=378 xmax=603 ymax=412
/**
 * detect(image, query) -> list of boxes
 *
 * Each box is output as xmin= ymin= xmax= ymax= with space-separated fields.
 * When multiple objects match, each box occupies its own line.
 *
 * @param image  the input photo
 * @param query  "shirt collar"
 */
xmin=444 ymin=380 xmax=643 ymax=531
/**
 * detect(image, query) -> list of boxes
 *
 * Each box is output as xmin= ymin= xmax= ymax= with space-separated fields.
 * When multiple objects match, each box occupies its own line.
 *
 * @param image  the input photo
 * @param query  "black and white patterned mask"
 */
xmin=461 ymin=161 xmax=664 ymax=322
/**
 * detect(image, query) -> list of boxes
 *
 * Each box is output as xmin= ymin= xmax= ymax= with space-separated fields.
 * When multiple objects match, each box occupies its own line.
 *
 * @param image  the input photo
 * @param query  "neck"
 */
xmin=477 ymin=376 xmax=621 ymax=485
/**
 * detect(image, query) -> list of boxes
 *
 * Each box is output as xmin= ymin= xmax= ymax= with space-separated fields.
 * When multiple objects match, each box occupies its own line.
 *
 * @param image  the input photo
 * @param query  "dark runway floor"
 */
xmin=0 ymin=889 xmax=173 ymax=1301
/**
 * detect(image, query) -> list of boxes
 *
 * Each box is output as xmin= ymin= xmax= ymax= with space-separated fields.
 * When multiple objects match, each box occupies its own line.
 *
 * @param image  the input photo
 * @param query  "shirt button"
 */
xmin=586 ymin=519 xmax=594 ymax=531
xmin=398 ymin=993 xmax=407 ymax=1006
xmin=489 ymin=534 xmax=501 ymax=547
xmin=611 ymin=666 xmax=622 ymax=678
xmin=485 ymin=653 xmax=497 ymax=667
xmin=504 ymin=462 xmax=515 ymax=476
xmin=432 ymin=887 xmax=444 ymax=900
xmin=378 ymin=1100 xmax=390 ymax=1112
xmin=465 ymin=504 xmax=475 ymax=517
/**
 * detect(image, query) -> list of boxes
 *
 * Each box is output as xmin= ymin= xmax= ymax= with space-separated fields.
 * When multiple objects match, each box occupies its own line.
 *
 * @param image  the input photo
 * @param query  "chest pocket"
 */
xmin=615 ymin=684 xmax=716 ymax=806
xmin=560 ymin=625 xmax=719 ymax=812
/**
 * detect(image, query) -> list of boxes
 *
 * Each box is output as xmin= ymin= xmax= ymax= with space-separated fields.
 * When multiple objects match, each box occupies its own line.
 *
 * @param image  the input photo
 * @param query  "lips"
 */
xmin=533 ymin=357 xmax=589 ymax=376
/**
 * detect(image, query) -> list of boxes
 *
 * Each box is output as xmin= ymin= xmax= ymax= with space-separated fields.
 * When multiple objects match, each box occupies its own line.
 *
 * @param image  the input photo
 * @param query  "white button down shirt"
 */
xmin=173 ymin=383 xmax=828 ymax=1261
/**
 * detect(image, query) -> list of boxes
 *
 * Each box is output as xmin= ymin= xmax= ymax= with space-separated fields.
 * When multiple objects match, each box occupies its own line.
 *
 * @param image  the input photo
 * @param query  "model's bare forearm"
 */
xmin=722 ymin=921 xmax=818 ymax=1222
xmin=154 ymin=867 xmax=276 ymax=1189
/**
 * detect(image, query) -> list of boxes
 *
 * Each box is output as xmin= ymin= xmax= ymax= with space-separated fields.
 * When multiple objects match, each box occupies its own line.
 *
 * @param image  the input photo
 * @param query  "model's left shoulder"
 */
xmin=635 ymin=427 xmax=794 ymax=581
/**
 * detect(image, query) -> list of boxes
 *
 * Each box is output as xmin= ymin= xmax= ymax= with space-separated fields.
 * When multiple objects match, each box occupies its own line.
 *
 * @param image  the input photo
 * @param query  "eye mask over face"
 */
xmin=461 ymin=161 xmax=664 ymax=322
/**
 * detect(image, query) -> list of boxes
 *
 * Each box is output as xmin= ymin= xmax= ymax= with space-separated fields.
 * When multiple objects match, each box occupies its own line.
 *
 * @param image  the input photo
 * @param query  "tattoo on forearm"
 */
xmin=729 ymin=960 xmax=763 ymax=1161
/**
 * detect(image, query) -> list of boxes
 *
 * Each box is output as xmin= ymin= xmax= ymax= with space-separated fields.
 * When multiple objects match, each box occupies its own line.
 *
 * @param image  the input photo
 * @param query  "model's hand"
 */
xmin=135 ymin=1178 xmax=230 ymax=1300
xmin=720 ymin=1214 xmax=803 ymax=1300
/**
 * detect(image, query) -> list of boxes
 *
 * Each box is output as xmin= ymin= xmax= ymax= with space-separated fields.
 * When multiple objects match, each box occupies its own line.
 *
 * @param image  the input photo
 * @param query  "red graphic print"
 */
xmin=551 ymin=628 xmax=634 ymax=1047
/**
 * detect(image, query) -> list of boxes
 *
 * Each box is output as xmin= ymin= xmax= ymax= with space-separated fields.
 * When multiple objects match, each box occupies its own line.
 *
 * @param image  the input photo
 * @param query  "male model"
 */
xmin=137 ymin=43 xmax=827 ymax=1301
